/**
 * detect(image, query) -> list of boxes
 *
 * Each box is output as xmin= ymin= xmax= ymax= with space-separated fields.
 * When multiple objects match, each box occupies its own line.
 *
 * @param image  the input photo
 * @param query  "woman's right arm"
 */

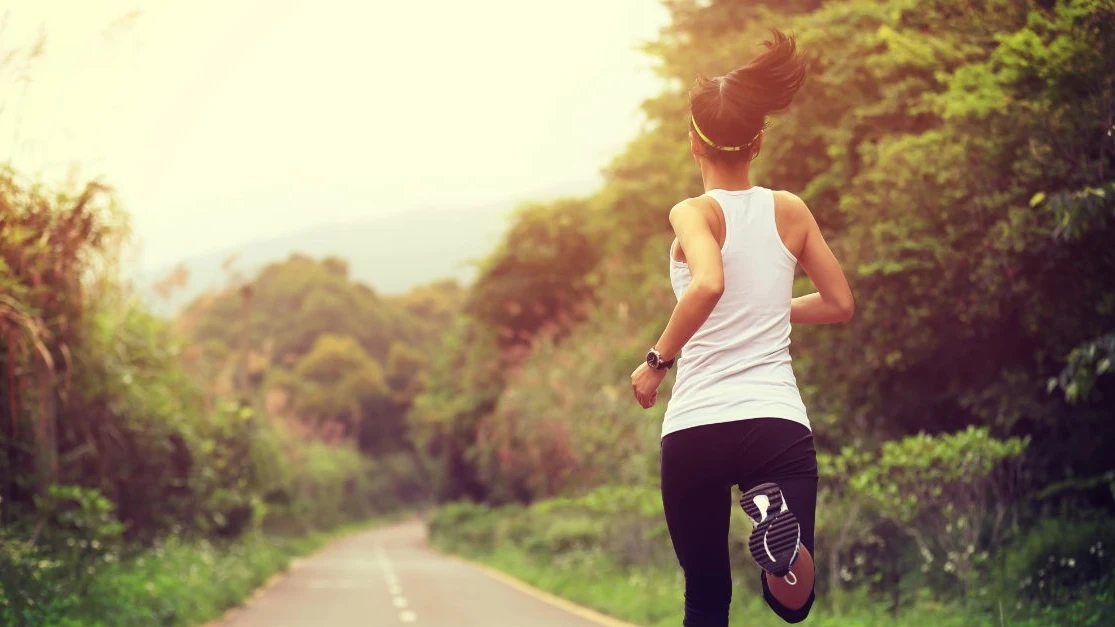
xmin=784 ymin=194 xmax=855 ymax=324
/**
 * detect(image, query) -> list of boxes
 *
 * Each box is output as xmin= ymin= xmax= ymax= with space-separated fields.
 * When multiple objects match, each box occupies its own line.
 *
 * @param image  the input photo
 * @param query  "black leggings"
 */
xmin=660 ymin=418 xmax=819 ymax=626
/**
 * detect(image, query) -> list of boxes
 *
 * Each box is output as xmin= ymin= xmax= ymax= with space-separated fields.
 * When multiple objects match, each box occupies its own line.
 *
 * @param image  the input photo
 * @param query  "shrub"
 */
xmin=428 ymin=501 xmax=500 ymax=553
xmin=1003 ymin=515 xmax=1115 ymax=608
xmin=0 ymin=530 xmax=81 ymax=627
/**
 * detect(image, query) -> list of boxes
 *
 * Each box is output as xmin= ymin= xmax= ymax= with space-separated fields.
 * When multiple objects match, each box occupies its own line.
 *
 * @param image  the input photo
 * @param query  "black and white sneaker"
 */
xmin=740 ymin=482 xmax=801 ymax=578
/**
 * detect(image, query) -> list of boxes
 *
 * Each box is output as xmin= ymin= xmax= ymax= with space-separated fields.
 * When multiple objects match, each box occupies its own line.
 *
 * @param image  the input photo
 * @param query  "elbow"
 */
xmin=837 ymin=295 xmax=855 ymax=322
xmin=693 ymin=277 xmax=725 ymax=301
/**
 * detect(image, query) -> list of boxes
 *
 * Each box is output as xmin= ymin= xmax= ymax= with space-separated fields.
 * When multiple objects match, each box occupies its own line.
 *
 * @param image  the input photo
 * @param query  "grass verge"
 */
xmin=426 ymin=492 xmax=1115 ymax=627
xmin=23 ymin=513 xmax=411 ymax=627
xmin=439 ymin=544 xmax=1114 ymax=627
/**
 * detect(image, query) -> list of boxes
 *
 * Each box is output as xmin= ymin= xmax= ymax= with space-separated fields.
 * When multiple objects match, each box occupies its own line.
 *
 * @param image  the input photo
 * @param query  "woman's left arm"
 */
xmin=631 ymin=198 xmax=725 ymax=408
xmin=654 ymin=198 xmax=725 ymax=360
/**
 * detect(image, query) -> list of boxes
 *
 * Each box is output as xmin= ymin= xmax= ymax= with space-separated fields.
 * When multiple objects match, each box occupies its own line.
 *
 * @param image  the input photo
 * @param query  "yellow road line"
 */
xmin=447 ymin=554 xmax=645 ymax=627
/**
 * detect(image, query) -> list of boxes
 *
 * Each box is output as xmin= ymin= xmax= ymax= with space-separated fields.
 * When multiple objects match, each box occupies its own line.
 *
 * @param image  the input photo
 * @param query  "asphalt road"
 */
xmin=214 ymin=519 xmax=631 ymax=627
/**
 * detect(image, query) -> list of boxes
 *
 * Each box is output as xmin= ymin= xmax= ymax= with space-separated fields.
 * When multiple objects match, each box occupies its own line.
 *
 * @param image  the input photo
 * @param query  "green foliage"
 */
xmin=471 ymin=274 xmax=673 ymax=503
xmin=0 ymin=529 xmax=82 ymax=625
xmin=1003 ymin=515 xmax=1115 ymax=608
xmin=294 ymin=334 xmax=379 ymax=384
xmin=1049 ymin=332 xmax=1115 ymax=403
xmin=181 ymin=253 xmax=457 ymax=372
xmin=181 ymin=256 xmax=454 ymax=455
xmin=1045 ymin=181 xmax=1115 ymax=242
xmin=1 ymin=167 xmax=123 ymax=517
xmin=847 ymin=428 xmax=1028 ymax=602
xmin=429 ymin=486 xmax=1115 ymax=626
xmin=187 ymin=400 xmax=272 ymax=536
xmin=429 ymin=485 xmax=672 ymax=571
xmin=384 ymin=342 xmax=427 ymax=409
xmin=289 ymin=334 xmax=392 ymax=442
xmin=183 ymin=254 xmax=404 ymax=364
xmin=386 ymin=278 xmax=466 ymax=333
xmin=407 ymin=317 xmax=505 ymax=501
xmin=0 ymin=163 xmax=421 ymax=624
xmin=29 ymin=485 xmax=125 ymax=578
xmin=464 ymin=199 xmax=601 ymax=349
xmin=855 ymin=427 xmax=1027 ymax=521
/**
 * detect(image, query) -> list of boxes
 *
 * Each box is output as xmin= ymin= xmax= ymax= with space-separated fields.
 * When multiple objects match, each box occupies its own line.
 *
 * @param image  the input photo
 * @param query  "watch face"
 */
xmin=646 ymin=351 xmax=658 ymax=368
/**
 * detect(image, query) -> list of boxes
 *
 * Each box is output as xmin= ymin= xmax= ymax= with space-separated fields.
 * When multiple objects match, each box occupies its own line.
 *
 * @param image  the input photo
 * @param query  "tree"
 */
xmin=291 ymin=334 xmax=397 ymax=445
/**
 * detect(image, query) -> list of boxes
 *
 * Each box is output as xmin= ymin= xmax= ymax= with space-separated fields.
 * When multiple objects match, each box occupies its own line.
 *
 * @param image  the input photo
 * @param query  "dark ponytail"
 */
xmin=689 ymin=29 xmax=808 ymax=162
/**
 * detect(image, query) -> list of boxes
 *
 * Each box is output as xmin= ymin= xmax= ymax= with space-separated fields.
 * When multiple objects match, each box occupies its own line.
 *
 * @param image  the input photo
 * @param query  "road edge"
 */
xmin=200 ymin=556 xmax=307 ymax=627
xmin=444 ymin=553 xmax=645 ymax=627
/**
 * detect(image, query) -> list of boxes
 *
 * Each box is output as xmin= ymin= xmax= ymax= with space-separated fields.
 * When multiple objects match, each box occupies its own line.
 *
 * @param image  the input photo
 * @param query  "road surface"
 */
xmin=214 ymin=519 xmax=634 ymax=627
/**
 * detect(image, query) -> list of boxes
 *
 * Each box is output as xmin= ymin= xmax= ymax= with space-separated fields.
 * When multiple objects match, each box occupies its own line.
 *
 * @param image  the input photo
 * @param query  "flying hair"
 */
xmin=689 ymin=29 xmax=808 ymax=161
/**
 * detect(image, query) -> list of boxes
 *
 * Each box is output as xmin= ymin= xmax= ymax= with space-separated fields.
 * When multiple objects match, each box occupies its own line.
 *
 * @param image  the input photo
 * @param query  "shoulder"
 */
xmin=771 ymin=189 xmax=816 ymax=226
xmin=669 ymin=195 xmax=718 ymax=225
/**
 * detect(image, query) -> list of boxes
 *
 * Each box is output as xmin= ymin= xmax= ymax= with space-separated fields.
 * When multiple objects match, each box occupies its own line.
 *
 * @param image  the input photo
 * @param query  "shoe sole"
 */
xmin=740 ymin=481 xmax=783 ymax=523
xmin=740 ymin=482 xmax=800 ymax=577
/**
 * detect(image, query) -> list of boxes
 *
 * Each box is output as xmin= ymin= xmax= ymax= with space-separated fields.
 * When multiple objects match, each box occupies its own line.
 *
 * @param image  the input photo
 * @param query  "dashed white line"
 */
xmin=376 ymin=542 xmax=417 ymax=624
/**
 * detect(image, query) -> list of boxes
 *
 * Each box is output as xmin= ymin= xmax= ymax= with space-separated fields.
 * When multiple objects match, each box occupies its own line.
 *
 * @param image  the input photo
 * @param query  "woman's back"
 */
xmin=663 ymin=186 xmax=808 ymax=437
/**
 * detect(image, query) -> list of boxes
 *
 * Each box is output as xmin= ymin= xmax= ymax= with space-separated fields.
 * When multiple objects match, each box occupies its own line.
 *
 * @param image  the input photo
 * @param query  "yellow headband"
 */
xmin=690 ymin=115 xmax=758 ymax=152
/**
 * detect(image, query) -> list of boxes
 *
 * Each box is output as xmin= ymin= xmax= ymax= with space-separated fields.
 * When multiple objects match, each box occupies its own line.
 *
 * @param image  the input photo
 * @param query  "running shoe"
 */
xmin=739 ymin=482 xmax=801 ymax=577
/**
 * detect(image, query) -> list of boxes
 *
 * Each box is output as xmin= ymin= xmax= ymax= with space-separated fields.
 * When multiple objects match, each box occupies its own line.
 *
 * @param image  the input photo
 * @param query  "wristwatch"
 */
xmin=646 ymin=347 xmax=675 ymax=371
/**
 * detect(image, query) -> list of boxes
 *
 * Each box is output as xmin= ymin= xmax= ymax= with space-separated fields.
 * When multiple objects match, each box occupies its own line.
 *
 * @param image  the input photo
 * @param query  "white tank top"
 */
xmin=662 ymin=186 xmax=809 ymax=438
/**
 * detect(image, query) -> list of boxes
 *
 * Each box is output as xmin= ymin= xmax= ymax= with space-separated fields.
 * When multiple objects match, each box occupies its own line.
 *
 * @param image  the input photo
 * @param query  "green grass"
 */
xmin=427 ymin=487 xmax=1115 ymax=627
xmin=438 ymin=543 xmax=1114 ymax=627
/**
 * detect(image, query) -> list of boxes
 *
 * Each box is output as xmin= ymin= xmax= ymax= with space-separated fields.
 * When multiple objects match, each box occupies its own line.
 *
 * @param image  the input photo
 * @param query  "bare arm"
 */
xmin=785 ymin=194 xmax=854 ymax=324
xmin=653 ymin=198 xmax=725 ymax=359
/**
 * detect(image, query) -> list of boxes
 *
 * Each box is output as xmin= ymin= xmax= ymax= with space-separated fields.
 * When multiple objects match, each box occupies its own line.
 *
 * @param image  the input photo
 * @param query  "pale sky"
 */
xmin=1 ymin=0 xmax=669 ymax=272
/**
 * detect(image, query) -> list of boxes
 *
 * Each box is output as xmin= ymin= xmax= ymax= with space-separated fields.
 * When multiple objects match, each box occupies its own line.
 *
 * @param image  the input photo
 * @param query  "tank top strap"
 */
xmin=753 ymin=188 xmax=798 ymax=265
xmin=703 ymin=188 xmax=742 ymax=255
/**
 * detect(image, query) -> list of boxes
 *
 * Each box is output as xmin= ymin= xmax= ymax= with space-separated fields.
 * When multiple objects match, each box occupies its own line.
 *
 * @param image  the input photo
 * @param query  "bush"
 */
xmin=0 ymin=530 xmax=82 ymax=626
xmin=533 ymin=516 xmax=605 ymax=556
xmin=830 ymin=427 xmax=1030 ymax=605
xmin=427 ymin=501 xmax=501 ymax=553
xmin=1003 ymin=515 xmax=1115 ymax=608
xmin=28 ymin=485 xmax=126 ymax=587
xmin=261 ymin=439 xmax=371 ymax=534
xmin=429 ymin=485 xmax=673 ymax=568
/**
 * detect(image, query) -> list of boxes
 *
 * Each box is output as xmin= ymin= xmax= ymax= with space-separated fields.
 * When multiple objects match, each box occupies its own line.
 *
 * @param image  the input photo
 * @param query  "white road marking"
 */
xmin=377 ymin=543 xmax=417 ymax=623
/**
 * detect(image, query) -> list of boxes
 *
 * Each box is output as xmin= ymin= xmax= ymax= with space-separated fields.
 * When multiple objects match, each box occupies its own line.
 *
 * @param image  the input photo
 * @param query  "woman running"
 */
xmin=630 ymin=30 xmax=854 ymax=626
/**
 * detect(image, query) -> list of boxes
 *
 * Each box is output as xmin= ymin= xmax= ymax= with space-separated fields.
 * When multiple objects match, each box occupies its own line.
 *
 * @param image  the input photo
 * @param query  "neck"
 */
xmin=700 ymin=160 xmax=753 ymax=192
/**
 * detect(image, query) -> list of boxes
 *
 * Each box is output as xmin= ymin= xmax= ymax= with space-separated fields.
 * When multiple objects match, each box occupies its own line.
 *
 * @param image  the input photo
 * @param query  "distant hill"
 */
xmin=136 ymin=179 xmax=598 ymax=316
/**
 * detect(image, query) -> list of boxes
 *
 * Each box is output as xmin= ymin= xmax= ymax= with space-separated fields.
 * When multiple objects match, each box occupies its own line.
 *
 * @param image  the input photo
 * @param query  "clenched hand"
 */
xmin=631 ymin=362 xmax=668 ymax=409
